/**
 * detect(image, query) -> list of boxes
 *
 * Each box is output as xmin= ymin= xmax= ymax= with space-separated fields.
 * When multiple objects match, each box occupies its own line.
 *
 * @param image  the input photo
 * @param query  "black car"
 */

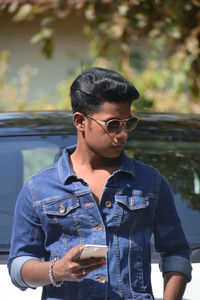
xmin=0 ymin=111 xmax=200 ymax=299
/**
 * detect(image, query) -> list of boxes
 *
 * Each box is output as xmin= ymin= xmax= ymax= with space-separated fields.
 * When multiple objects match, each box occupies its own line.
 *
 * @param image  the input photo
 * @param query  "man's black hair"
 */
xmin=70 ymin=67 xmax=140 ymax=114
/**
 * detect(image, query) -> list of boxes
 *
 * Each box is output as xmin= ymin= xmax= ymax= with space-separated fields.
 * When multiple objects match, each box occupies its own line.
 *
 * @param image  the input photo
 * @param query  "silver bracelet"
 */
xmin=49 ymin=257 xmax=63 ymax=288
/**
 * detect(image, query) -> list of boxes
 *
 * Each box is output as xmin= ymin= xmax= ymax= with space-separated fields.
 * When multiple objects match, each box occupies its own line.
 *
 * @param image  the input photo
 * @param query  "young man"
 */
xmin=8 ymin=67 xmax=191 ymax=299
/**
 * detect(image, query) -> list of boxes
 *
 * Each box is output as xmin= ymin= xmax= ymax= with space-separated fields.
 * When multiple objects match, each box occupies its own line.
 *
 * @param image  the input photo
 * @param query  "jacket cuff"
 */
xmin=159 ymin=255 xmax=192 ymax=282
xmin=10 ymin=256 xmax=40 ymax=290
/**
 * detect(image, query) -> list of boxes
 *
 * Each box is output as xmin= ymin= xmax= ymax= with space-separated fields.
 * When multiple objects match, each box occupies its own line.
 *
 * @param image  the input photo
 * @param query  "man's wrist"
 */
xmin=49 ymin=258 xmax=63 ymax=287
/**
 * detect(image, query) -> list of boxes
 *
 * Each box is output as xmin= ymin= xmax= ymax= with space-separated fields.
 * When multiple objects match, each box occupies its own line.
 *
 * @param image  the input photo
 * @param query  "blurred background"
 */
xmin=0 ymin=0 xmax=200 ymax=113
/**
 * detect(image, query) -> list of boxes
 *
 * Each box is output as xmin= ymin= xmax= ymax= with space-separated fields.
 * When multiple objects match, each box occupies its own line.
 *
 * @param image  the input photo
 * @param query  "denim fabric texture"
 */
xmin=8 ymin=145 xmax=192 ymax=300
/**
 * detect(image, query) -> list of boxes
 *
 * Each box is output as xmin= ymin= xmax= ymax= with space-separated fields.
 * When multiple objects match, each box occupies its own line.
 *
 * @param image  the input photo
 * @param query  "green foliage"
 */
xmin=0 ymin=50 xmax=36 ymax=111
xmin=0 ymin=50 xmax=72 ymax=111
xmin=1 ymin=0 xmax=200 ymax=112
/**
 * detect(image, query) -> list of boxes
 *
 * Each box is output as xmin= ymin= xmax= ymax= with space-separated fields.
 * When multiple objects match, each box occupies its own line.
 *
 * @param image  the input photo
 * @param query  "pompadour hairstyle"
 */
xmin=70 ymin=67 xmax=140 ymax=114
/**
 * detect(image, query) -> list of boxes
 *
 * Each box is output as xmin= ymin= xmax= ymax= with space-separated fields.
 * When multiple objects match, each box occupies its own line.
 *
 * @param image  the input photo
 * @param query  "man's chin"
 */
xmin=106 ymin=148 xmax=123 ymax=158
xmin=111 ymin=144 xmax=124 ymax=152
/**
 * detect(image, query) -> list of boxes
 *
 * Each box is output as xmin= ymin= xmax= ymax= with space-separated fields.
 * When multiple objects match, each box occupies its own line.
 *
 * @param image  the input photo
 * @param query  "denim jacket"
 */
xmin=8 ymin=145 xmax=192 ymax=300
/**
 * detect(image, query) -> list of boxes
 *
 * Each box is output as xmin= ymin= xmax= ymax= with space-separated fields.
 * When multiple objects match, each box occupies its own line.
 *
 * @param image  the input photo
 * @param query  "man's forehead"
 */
xmin=92 ymin=102 xmax=132 ymax=116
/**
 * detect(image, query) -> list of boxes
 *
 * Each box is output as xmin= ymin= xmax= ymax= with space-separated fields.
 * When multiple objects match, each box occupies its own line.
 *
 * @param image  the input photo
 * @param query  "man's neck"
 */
xmin=70 ymin=145 xmax=120 ymax=173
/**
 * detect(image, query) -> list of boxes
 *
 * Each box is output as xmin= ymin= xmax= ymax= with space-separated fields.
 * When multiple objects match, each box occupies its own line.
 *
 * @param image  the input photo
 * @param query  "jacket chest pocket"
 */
xmin=42 ymin=197 xmax=82 ymax=234
xmin=115 ymin=190 xmax=153 ymax=228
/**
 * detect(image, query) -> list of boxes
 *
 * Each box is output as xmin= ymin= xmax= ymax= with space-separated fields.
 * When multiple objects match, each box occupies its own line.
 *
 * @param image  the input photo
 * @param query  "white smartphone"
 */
xmin=80 ymin=244 xmax=108 ymax=259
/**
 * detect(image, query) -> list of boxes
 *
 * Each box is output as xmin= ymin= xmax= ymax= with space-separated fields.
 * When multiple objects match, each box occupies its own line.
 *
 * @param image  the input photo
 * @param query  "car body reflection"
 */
xmin=0 ymin=111 xmax=199 ymax=300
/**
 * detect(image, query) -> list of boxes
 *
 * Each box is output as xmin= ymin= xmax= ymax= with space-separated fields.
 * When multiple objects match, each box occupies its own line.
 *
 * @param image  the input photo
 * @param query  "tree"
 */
xmin=1 ymin=0 xmax=200 ymax=112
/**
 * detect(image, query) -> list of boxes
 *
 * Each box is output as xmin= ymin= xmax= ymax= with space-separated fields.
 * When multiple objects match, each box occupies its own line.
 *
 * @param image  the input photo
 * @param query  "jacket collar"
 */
xmin=58 ymin=145 xmax=135 ymax=184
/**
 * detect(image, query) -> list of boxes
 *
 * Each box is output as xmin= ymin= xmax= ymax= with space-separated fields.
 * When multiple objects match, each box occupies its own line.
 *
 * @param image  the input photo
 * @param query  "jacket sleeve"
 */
xmin=153 ymin=174 xmax=192 ymax=281
xmin=7 ymin=179 xmax=45 ymax=289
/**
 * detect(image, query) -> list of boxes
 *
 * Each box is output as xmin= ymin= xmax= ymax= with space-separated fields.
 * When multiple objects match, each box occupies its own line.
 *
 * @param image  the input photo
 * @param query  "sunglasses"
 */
xmin=84 ymin=114 xmax=138 ymax=133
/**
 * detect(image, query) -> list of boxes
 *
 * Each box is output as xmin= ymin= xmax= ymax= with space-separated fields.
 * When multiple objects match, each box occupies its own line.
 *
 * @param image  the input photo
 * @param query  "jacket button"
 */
xmin=95 ymin=276 xmax=106 ymax=283
xmin=93 ymin=224 xmax=103 ymax=231
xmin=105 ymin=201 xmax=112 ymax=208
xmin=59 ymin=202 xmax=66 ymax=213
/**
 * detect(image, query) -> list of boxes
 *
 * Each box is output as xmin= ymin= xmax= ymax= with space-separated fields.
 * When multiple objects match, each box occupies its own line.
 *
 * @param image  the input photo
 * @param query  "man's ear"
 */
xmin=73 ymin=112 xmax=85 ymax=132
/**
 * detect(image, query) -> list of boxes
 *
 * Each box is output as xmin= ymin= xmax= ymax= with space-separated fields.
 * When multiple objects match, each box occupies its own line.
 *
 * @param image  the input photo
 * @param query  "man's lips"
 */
xmin=111 ymin=143 xmax=125 ymax=148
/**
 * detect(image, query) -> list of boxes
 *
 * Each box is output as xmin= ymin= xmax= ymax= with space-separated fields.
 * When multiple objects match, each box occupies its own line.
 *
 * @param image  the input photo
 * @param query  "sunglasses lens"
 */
xmin=107 ymin=120 xmax=120 ymax=133
xmin=126 ymin=117 xmax=138 ymax=131
xmin=107 ymin=117 xmax=138 ymax=133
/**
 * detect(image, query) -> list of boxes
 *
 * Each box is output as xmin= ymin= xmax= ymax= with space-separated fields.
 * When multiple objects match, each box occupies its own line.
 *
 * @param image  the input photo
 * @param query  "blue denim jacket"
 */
xmin=8 ymin=145 xmax=192 ymax=300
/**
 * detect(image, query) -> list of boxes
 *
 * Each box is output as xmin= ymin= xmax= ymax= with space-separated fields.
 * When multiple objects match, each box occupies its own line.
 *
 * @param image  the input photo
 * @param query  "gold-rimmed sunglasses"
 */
xmin=84 ymin=114 xmax=138 ymax=133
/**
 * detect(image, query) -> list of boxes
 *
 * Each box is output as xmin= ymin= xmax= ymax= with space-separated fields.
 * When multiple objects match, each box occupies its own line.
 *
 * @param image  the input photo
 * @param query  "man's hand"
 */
xmin=21 ymin=245 xmax=106 ymax=287
xmin=53 ymin=245 xmax=107 ymax=282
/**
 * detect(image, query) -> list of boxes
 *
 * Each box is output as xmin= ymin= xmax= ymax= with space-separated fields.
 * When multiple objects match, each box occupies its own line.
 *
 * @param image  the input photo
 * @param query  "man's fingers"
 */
xmin=74 ymin=261 xmax=106 ymax=280
xmin=60 ymin=245 xmax=107 ymax=282
xmin=82 ymin=261 xmax=106 ymax=274
xmin=68 ymin=245 xmax=84 ymax=261
xmin=70 ymin=257 xmax=106 ymax=277
xmin=80 ymin=258 xmax=106 ymax=273
xmin=80 ymin=257 xmax=106 ymax=268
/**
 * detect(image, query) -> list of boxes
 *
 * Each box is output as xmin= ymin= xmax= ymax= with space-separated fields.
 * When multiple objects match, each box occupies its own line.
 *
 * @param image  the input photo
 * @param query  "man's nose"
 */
xmin=115 ymin=125 xmax=128 ymax=139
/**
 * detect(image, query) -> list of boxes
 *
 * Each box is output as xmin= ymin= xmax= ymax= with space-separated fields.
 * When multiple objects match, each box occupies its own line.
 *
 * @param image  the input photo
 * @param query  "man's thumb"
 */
xmin=71 ymin=244 xmax=84 ymax=261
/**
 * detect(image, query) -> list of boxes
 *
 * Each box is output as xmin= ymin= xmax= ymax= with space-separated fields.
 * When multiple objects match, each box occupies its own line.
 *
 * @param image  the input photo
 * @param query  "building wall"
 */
xmin=0 ymin=12 xmax=89 ymax=102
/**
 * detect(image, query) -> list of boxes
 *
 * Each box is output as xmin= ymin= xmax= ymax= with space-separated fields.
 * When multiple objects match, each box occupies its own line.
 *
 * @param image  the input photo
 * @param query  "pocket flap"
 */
xmin=43 ymin=197 xmax=80 ymax=216
xmin=115 ymin=190 xmax=149 ymax=210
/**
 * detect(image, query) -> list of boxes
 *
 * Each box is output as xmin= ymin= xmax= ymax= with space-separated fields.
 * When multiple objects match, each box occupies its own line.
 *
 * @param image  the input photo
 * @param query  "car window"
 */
xmin=0 ymin=135 xmax=77 ymax=252
xmin=0 ymin=133 xmax=200 ymax=263
xmin=125 ymin=139 xmax=200 ymax=261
